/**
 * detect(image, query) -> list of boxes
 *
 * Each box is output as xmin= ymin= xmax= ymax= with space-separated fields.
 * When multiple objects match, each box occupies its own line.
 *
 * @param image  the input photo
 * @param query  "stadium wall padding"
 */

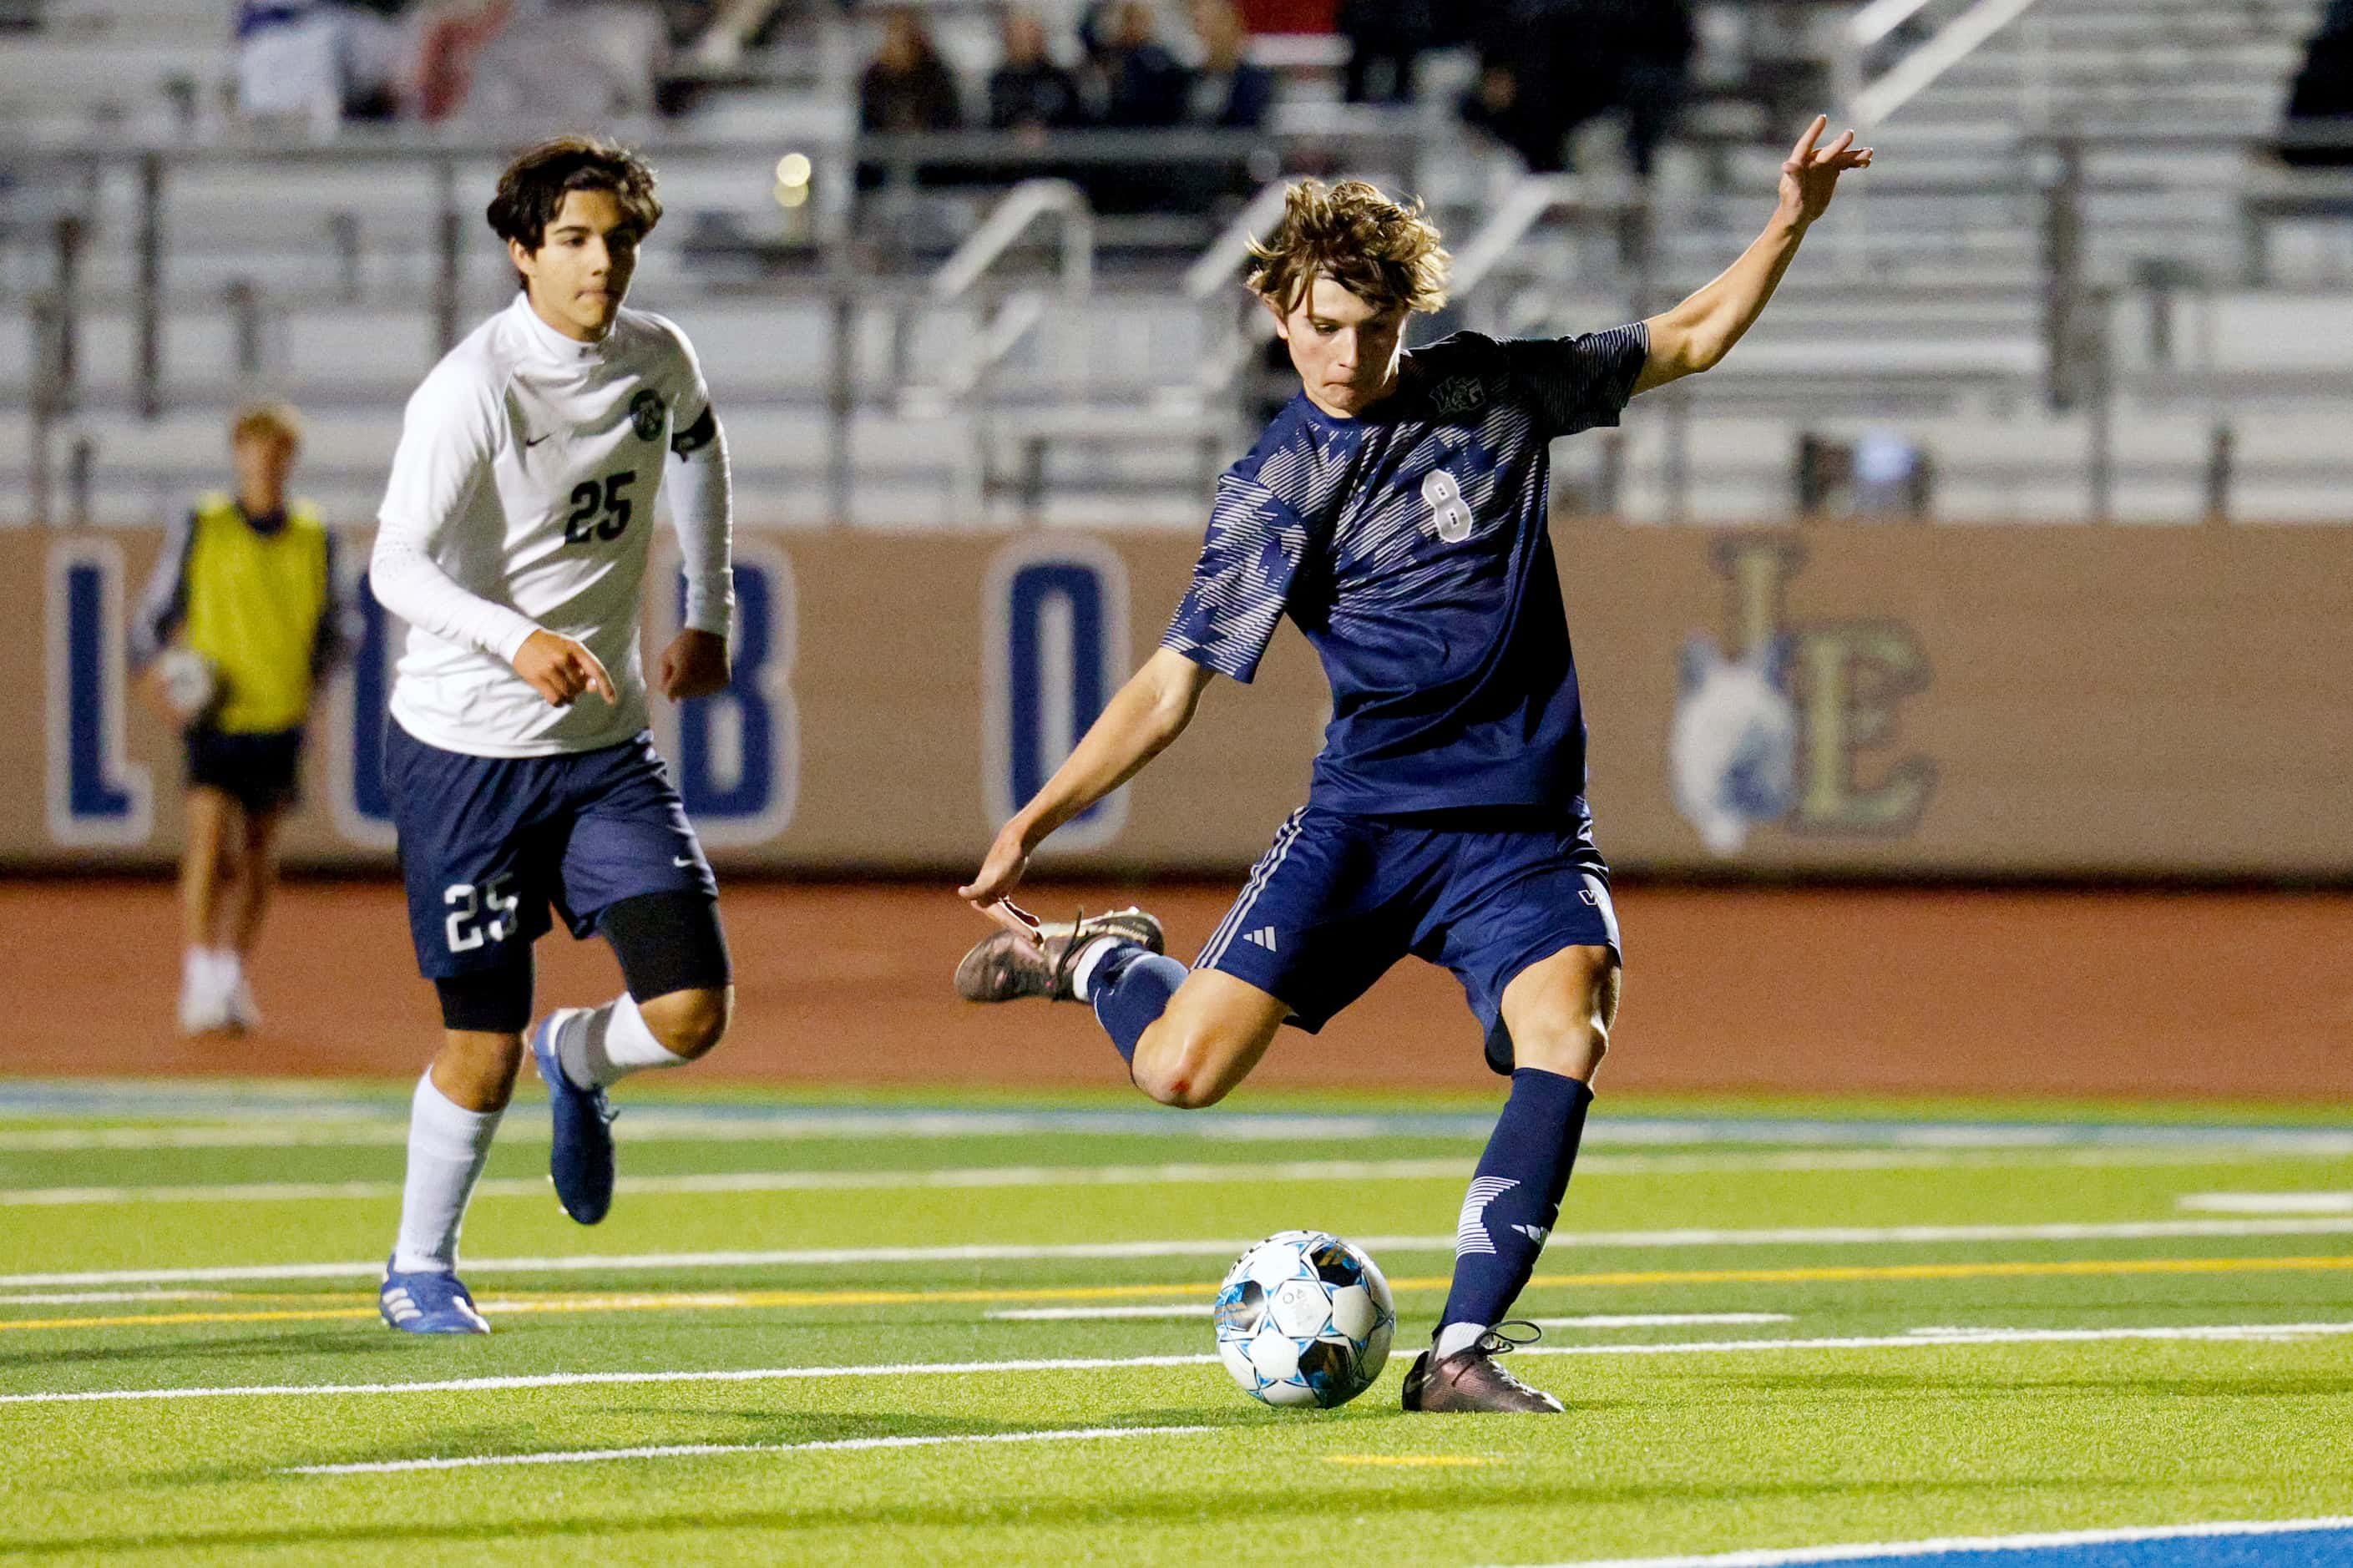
xmin=10 ymin=524 xmax=2350 ymax=878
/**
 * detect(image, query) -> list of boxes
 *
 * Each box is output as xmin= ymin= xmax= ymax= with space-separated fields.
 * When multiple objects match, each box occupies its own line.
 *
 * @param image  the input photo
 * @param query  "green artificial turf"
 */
xmin=0 ymin=1082 xmax=2348 ymax=1566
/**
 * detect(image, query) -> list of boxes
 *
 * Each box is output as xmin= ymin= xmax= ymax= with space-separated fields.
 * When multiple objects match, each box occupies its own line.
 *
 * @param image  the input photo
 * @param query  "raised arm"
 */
xmin=959 ymin=649 xmax=1217 ymax=913
xmin=1632 ymin=115 xmax=1873 ymax=396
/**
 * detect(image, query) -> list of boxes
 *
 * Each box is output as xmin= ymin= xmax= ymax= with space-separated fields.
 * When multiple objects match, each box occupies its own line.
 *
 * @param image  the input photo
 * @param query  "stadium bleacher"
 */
xmin=2 ymin=0 xmax=2347 ymax=527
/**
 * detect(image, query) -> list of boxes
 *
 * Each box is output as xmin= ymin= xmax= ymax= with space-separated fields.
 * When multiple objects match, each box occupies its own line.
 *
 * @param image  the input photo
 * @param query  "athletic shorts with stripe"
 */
xmin=385 ymin=721 xmax=717 ymax=981
xmin=1197 ymin=802 xmax=1621 ymax=1076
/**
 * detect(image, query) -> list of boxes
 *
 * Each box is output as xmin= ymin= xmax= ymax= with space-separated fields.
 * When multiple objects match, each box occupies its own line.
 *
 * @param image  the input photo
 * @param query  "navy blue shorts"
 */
xmin=385 ymin=721 xmax=717 ymax=981
xmin=1196 ymin=803 xmax=1621 ymax=1075
xmin=185 ymin=726 xmax=305 ymax=813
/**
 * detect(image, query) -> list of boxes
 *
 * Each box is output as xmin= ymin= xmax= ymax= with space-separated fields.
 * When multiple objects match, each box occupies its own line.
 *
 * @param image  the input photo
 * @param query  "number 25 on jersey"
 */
xmin=564 ymin=470 xmax=637 ymax=544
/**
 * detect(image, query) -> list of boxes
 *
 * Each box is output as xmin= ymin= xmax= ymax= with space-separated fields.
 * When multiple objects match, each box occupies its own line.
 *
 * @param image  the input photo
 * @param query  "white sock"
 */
xmin=391 ymin=1072 xmax=503 ymax=1276
xmin=182 ymin=948 xmax=210 ymax=991
xmin=1435 ymin=1322 xmax=1489 ymax=1360
xmin=1068 ymin=936 xmax=1122 ymax=1003
xmin=558 ymin=994 xmax=688 ymax=1091
xmin=207 ymin=948 xmax=242 ymax=993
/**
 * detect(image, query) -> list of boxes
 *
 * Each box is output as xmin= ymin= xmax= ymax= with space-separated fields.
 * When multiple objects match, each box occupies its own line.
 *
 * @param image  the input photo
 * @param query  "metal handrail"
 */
xmin=1851 ymin=0 xmax=2048 ymax=126
xmin=931 ymin=178 xmax=1093 ymax=301
xmin=1849 ymin=0 xmax=1942 ymax=51
xmin=1182 ymin=180 xmax=1292 ymax=301
xmin=1448 ymin=174 xmax=1636 ymax=302
xmin=905 ymin=180 xmax=1096 ymax=418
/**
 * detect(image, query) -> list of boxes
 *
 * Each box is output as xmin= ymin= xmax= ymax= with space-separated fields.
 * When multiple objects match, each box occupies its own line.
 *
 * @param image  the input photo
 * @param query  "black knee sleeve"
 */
xmin=600 ymin=891 xmax=731 ymax=1001
xmin=435 ymin=958 xmax=534 ymax=1034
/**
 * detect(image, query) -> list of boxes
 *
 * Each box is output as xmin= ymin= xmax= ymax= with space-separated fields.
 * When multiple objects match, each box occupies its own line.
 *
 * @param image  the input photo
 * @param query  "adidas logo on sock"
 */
xmin=1242 ymin=927 xmax=1278 ymax=952
xmin=1512 ymin=1222 xmax=1551 ymax=1245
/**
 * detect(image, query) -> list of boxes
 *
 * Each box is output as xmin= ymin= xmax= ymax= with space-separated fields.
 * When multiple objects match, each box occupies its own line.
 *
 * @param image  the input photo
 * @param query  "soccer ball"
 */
xmin=1212 ymin=1230 xmax=1394 ymax=1409
xmin=155 ymin=649 xmax=219 ymax=723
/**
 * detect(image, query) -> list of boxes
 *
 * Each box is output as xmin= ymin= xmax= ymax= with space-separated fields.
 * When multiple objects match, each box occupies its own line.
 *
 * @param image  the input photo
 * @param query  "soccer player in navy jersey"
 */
xmin=957 ymin=117 xmax=1872 ymax=1412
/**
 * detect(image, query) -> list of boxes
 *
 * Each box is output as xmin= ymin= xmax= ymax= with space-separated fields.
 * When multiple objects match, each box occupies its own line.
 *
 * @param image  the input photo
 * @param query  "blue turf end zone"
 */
xmin=1789 ymin=1525 xmax=2353 ymax=1567
xmin=1567 ymin=1525 xmax=2353 ymax=1568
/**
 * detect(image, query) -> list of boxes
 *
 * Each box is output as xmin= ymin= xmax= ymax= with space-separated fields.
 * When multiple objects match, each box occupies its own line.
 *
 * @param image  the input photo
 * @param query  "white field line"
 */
xmin=18 ymin=1320 xmax=2353 ymax=1409
xmin=2181 ymin=1191 xmax=2353 ymax=1215
xmin=13 ymin=1205 xmax=2353 ymax=1280
xmin=0 ymin=1290 xmax=235 ymax=1306
xmin=1493 ymin=1514 xmax=2353 ymax=1568
xmin=983 ymin=1299 xmax=1807 ymax=1308
xmin=18 ymin=1147 xmax=2269 ymax=1208
xmin=1528 ymin=1314 xmax=1794 ymax=1328
xmin=1 ymin=1145 xmax=2336 ymax=1191
xmin=0 ymin=1159 xmax=1479 ymax=1207
xmin=9 ymin=1216 xmax=2353 ymax=1291
xmin=286 ymin=1421 xmax=1219 ymax=1477
xmin=989 ymin=1304 xmax=1203 ymax=1321
xmin=3 ymin=1112 xmax=2349 ymax=1157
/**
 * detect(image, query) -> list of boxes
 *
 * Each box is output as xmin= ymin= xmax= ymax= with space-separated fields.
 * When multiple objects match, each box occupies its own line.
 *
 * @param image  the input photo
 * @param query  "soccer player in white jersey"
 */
xmin=370 ymin=137 xmax=738 ymax=1334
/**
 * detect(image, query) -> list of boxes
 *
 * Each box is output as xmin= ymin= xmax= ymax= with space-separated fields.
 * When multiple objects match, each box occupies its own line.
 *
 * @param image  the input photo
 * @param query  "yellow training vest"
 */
xmin=181 ymin=493 xmax=330 ymax=734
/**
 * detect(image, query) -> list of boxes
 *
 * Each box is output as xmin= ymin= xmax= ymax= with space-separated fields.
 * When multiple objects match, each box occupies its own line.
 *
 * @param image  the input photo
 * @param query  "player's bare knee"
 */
xmin=640 ymin=986 xmax=731 ymax=1060
xmin=1131 ymin=1024 xmax=1237 ymax=1110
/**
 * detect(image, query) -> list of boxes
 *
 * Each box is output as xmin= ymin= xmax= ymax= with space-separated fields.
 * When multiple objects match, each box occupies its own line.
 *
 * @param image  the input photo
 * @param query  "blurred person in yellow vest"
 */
xmin=132 ymin=402 xmax=354 ymax=1035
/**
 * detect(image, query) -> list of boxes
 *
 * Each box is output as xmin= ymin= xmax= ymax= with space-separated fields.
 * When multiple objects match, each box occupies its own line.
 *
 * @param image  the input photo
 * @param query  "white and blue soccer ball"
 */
xmin=1213 ymin=1230 xmax=1394 ymax=1409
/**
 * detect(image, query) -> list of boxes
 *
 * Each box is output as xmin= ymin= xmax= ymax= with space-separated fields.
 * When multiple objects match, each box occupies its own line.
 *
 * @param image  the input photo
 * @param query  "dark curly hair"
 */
xmin=486 ymin=136 xmax=663 ymax=263
xmin=1244 ymin=180 xmax=1452 ymax=316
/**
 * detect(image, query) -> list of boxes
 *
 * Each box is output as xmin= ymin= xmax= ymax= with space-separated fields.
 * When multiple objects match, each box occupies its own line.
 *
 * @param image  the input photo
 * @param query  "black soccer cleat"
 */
xmin=954 ymin=908 xmax=1166 ymax=1004
xmin=1400 ymin=1323 xmax=1565 ymax=1414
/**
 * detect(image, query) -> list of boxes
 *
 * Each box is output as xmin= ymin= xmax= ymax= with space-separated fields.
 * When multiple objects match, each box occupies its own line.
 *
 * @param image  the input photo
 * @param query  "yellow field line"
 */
xmin=3 ymin=1253 xmax=2346 ymax=1334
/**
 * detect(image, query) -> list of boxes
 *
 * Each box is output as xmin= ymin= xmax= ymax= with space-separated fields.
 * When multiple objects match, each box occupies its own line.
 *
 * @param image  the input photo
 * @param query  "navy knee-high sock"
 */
xmin=1436 ymin=1068 xmax=1594 ymax=1356
xmin=1087 ymin=943 xmax=1187 ymax=1064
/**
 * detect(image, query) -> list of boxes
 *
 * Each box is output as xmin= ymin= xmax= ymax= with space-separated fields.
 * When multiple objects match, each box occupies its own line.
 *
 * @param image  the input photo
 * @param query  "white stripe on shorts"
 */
xmin=1198 ymin=809 xmax=1306 ymax=970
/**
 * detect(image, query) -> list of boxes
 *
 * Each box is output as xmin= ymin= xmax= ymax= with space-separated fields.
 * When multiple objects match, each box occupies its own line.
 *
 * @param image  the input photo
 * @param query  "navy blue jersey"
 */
xmin=1162 ymin=325 xmax=1648 ymax=815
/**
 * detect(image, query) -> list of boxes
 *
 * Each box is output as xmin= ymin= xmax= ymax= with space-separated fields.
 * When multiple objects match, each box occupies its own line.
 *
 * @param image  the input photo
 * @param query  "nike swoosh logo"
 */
xmin=523 ymin=434 xmax=551 ymax=448
xmin=672 ymin=856 xmax=696 ymax=868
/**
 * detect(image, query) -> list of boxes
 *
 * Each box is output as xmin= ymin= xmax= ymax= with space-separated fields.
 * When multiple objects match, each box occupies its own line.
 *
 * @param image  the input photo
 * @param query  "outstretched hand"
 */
xmin=959 ymin=823 xmax=1046 ymax=948
xmin=1779 ymin=114 xmax=1873 ymax=226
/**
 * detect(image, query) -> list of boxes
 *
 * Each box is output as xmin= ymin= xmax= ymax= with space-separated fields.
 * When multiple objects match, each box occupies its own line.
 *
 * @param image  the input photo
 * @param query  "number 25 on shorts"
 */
xmin=444 ymin=873 xmax=519 ymax=952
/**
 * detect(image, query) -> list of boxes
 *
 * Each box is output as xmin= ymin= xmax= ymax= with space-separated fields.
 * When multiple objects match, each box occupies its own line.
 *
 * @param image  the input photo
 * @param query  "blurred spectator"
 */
xmin=1591 ymin=0 xmax=1694 ymax=179
xmin=1187 ymin=0 xmax=1272 ymax=129
xmin=2284 ymin=0 xmax=2353 ymax=164
xmin=989 ymin=5 xmax=1085 ymax=135
xmin=410 ymin=0 xmax=512 ymax=122
xmin=235 ymin=0 xmax=411 ymax=129
xmin=1336 ymin=0 xmax=1431 ymax=105
xmin=1091 ymin=0 xmax=1188 ymax=128
xmin=457 ymin=0 xmax=670 ymax=125
xmin=1460 ymin=0 xmax=1693 ymax=180
xmin=131 ymin=402 xmax=348 ymax=1037
xmin=860 ymin=4 xmax=965 ymax=134
xmin=1460 ymin=0 xmax=1589 ymax=175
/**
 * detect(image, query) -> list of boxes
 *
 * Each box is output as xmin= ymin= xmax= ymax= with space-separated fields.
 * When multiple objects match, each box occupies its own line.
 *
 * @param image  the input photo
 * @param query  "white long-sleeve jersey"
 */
xmin=372 ymin=293 xmax=734 ymax=757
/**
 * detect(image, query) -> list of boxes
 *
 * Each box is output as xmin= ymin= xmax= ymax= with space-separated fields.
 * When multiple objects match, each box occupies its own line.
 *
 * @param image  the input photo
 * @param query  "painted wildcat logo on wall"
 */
xmin=1668 ymin=538 xmax=1936 ymax=855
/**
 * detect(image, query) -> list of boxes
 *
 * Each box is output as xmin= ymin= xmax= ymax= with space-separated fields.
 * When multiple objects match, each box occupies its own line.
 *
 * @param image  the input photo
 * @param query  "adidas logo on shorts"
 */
xmin=1242 ymin=927 xmax=1278 ymax=953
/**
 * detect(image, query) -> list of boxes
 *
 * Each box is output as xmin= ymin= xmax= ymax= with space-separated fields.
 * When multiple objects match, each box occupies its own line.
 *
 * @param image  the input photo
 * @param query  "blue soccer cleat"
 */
xmin=530 ymin=1008 xmax=617 ymax=1225
xmin=379 ymin=1257 xmax=490 ymax=1334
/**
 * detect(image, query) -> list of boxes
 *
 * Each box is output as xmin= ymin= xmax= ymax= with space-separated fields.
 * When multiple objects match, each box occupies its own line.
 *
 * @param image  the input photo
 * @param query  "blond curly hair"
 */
xmin=1244 ymin=180 xmax=1452 ymax=316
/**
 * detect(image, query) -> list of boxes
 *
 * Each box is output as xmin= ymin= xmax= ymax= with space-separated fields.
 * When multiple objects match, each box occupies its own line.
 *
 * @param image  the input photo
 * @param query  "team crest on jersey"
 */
xmin=629 ymin=389 xmax=667 ymax=442
xmin=1430 ymin=377 xmax=1486 ymax=417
